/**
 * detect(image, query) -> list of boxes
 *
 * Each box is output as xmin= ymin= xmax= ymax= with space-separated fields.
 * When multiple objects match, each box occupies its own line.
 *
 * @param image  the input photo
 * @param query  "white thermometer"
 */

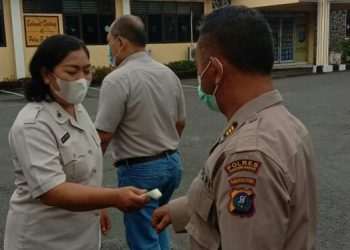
xmin=145 ymin=188 xmax=162 ymax=200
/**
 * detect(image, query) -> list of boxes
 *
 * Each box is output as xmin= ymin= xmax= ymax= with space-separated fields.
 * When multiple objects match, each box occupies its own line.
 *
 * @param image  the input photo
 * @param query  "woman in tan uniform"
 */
xmin=4 ymin=35 xmax=149 ymax=250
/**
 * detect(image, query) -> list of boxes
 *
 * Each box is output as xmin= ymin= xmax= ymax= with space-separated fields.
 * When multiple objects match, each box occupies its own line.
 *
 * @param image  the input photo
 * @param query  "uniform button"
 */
xmin=95 ymin=212 xmax=99 ymax=216
xmin=88 ymin=150 xmax=93 ymax=155
xmin=92 ymin=168 xmax=97 ymax=173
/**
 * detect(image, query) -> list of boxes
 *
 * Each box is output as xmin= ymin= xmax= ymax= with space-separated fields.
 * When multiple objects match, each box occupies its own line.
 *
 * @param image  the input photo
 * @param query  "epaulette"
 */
xmin=23 ymin=104 xmax=43 ymax=124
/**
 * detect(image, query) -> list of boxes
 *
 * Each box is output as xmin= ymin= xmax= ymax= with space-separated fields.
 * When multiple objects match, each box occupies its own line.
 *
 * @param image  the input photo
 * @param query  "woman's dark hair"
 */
xmin=25 ymin=34 xmax=90 ymax=102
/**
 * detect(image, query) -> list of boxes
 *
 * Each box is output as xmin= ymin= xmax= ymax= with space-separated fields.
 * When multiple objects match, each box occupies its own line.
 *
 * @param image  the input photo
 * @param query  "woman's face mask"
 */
xmin=53 ymin=75 xmax=91 ymax=104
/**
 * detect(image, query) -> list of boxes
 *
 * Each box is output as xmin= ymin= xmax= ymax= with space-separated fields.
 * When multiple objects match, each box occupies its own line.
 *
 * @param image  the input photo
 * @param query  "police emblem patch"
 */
xmin=228 ymin=188 xmax=255 ymax=217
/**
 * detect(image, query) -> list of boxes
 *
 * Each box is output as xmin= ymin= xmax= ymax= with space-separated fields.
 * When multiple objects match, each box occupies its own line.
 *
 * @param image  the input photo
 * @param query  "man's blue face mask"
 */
xmin=107 ymin=46 xmax=115 ymax=65
xmin=107 ymin=38 xmax=123 ymax=66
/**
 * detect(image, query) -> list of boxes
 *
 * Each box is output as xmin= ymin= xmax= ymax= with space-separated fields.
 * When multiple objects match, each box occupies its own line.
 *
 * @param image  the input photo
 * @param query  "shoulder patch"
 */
xmin=23 ymin=104 xmax=43 ymax=124
xmin=224 ymin=159 xmax=261 ymax=176
xmin=229 ymin=177 xmax=256 ymax=187
xmin=228 ymin=188 xmax=255 ymax=217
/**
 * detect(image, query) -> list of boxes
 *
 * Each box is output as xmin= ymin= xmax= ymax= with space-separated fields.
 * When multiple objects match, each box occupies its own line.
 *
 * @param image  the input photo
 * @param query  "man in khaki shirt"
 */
xmin=152 ymin=6 xmax=317 ymax=250
xmin=95 ymin=15 xmax=185 ymax=250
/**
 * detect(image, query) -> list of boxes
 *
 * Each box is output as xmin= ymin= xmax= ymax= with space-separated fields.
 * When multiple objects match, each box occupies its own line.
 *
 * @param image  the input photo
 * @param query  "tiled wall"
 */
xmin=329 ymin=10 xmax=347 ymax=51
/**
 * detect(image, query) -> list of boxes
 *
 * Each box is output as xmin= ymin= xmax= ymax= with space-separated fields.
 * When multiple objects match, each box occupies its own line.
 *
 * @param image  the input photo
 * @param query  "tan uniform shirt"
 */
xmin=4 ymin=101 xmax=103 ymax=250
xmin=169 ymin=90 xmax=317 ymax=250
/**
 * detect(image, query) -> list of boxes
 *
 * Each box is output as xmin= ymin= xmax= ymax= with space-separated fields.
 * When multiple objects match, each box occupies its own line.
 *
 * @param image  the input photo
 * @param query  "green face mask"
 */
xmin=197 ymin=83 xmax=220 ymax=112
xmin=197 ymin=59 xmax=221 ymax=112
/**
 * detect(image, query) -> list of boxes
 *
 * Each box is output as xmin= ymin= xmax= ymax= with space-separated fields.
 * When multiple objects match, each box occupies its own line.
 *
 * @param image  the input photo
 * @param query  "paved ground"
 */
xmin=0 ymin=71 xmax=349 ymax=249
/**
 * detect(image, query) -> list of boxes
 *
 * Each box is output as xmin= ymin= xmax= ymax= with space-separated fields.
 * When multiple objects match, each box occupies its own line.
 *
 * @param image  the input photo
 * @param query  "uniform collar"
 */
xmin=44 ymin=101 xmax=84 ymax=130
xmin=220 ymin=90 xmax=283 ymax=142
xmin=117 ymin=51 xmax=148 ymax=68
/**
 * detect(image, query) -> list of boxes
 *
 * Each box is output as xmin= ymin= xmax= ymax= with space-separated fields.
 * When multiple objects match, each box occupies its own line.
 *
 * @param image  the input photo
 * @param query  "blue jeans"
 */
xmin=116 ymin=151 xmax=183 ymax=250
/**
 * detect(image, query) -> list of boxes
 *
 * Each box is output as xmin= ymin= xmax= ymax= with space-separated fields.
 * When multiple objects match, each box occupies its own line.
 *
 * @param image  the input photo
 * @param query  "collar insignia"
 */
xmin=223 ymin=122 xmax=238 ymax=140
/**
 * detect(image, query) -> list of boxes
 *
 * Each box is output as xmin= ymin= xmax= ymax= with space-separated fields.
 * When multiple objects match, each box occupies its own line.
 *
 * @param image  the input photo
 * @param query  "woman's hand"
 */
xmin=100 ymin=209 xmax=112 ymax=236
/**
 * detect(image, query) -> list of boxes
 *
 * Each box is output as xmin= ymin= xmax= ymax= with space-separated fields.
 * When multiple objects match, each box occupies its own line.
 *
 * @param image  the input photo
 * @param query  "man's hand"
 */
xmin=114 ymin=187 xmax=150 ymax=212
xmin=96 ymin=129 xmax=113 ymax=154
xmin=152 ymin=205 xmax=172 ymax=234
xmin=100 ymin=209 xmax=111 ymax=236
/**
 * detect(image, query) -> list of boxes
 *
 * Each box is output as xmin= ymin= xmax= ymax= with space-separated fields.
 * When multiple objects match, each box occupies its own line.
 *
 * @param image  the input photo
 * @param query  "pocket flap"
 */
xmin=60 ymin=146 xmax=86 ymax=165
xmin=188 ymin=179 xmax=214 ymax=222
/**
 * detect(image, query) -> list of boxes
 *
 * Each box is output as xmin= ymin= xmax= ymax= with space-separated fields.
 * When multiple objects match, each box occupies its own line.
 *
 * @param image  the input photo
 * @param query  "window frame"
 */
xmin=63 ymin=13 xmax=83 ymax=39
xmin=62 ymin=0 xmax=115 ymax=45
xmin=63 ymin=12 xmax=114 ymax=45
xmin=131 ymin=1 xmax=204 ymax=44
xmin=0 ymin=0 xmax=5 ymax=47
xmin=23 ymin=0 xmax=63 ymax=13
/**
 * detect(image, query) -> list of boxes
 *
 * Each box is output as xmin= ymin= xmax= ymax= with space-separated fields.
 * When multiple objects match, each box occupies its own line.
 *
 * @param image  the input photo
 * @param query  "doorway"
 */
xmin=267 ymin=15 xmax=295 ymax=63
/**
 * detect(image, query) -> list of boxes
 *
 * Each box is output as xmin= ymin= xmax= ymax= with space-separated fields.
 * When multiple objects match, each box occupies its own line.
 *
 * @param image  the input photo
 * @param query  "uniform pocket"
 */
xmin=188 ymin=180 xmax=214 ymax=222
xmin=186 ymin=179 xmax=220 ymax=250
xmin=60 ymin=146 xmax=89 ymax=182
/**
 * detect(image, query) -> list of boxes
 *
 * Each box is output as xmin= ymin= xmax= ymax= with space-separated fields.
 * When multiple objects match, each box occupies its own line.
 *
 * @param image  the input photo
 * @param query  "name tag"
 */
xmin=61 ymin=132 xmax=70 ymax=144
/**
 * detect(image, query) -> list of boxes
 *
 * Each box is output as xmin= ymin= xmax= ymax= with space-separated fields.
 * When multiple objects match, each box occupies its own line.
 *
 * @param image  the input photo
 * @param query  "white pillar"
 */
xmin=122 ymin=0 xmax=130 ymax=15
xmin=10 ymin=0 xmax=26 ymax=79
xmin=316 ymin=0 xmax=330 ymax=66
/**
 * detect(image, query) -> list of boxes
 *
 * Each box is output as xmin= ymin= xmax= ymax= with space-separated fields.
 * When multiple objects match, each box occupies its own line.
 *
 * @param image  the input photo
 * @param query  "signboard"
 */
xmin=295 ymin=15 xmax=308 ymax=62
xmin=24 ymin=16 xmax=60 ymax=47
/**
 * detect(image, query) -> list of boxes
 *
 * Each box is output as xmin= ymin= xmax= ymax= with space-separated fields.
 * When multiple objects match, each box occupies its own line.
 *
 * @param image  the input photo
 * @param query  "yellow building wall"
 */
xmin=147 ymin=43 xmax=196 ymax=63
xmin=204 ymin=0 xmax=212 ymax=14
xmin=116 ymin=0 xmax=123 ymax=17
xmin=0 ymin=0 xmax=16 ymax=81
xmin=235 ymin=0 xmax=300 ymax=8
xmin=88 ymin=45 xmax=111 ymax=67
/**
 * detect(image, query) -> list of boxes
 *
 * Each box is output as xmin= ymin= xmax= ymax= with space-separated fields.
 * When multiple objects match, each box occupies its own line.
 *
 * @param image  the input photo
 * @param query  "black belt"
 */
xmin=114 ymin=149 xmax=177 ymax=167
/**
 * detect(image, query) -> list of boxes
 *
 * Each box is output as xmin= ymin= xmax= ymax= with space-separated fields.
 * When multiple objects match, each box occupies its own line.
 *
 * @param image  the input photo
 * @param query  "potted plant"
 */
xmin=340 ymin=38 xmax=350 ymax=63
xmin=329 ymin=41 xmax=342 ymax=64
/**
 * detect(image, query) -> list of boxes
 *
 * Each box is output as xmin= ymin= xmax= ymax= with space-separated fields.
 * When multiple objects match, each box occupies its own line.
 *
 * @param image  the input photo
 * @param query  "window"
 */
xmin=63 ymin=0 xmax=115 ymax=44
xmin=23 ymin=0 xmax=115 ymax=45
xmin=148 ymin=15 xmax=162 ymax=42
xmin=0 ymin=0 xmax=5 ymax=46
xmin=177 ymin=15 xmax=190 ymax=42
xmin=131 ymin=1 xmax=204 ymax=43
xmin=23 ymin=0 xmax=63 ymax=13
